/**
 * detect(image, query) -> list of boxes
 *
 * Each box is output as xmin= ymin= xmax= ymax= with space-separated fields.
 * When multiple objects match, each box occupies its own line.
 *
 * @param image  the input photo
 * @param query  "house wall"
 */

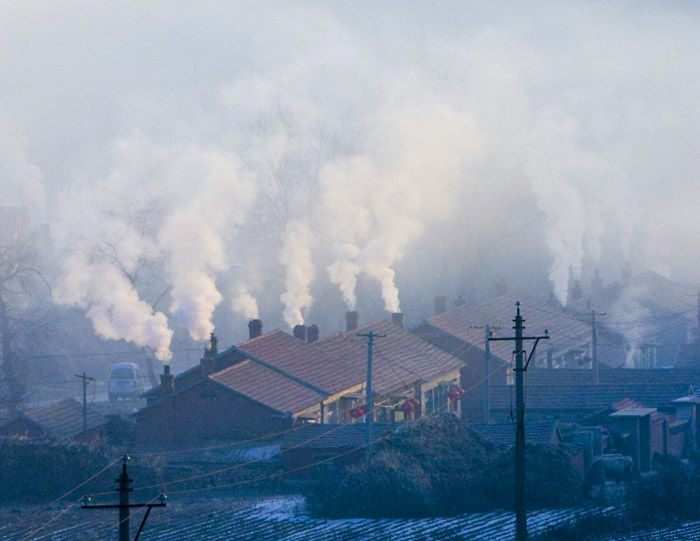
xmin=134 ymin=380 xmax=292 ymax=446
xmin=667 ymin=421 xmax=688 ymax=457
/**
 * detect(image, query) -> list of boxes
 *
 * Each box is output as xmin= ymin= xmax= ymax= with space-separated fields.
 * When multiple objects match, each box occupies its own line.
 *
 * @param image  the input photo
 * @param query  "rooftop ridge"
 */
xmin=221 ymin=343 xmax=331 ymax=397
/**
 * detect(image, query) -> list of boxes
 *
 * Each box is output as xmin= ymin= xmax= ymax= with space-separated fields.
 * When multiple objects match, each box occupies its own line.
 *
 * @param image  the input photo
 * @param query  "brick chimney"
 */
xmin=248 ymin=319 xmax=263 ymax=340
xmin=160 ymin=364 xmax=174 ymax=397
xmin=293 ymin=324 xmax=307 ymax=341
xmin=434 ymin=296 xmax=447 ymax=315
xmin=200 ymin=332 xmax=217 ymax=375
xmin=307 ymin=324 xmax=319 ymax=343
xmin=391 ymin=312 xmax=404 ymax=328
xmin=346 ymin=311 xmax=359 ymax=333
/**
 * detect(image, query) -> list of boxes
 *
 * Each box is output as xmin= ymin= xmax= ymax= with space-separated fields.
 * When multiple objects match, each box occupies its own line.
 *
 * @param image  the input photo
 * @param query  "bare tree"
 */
xmin=0 ymin=228 xmax=50 ymax=413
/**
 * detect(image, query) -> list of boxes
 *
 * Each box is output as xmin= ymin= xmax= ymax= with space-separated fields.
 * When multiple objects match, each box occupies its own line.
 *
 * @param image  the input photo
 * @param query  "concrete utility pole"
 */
xmin=82 ymin=456 xmax=166 ymax=541
xmin=490 ymin=302 xmax=549 ymax=541
xmin=74 ymin=372 xmax=95 ymax=433
xmin=357 ymin=331 xmax=386 ymax=446
xmin=579 ymin=310 xmax=606 ymax=384
xmin=470 ymin=324 xmax=502 ymax=424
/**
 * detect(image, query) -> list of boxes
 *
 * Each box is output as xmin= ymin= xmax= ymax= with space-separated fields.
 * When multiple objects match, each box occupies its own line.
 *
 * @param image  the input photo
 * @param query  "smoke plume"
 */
xmin=279 ymin=220 xmax=315 ymax=328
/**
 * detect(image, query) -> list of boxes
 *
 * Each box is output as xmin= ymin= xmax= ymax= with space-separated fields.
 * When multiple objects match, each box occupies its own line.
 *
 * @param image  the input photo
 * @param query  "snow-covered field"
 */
xmin=0 ymin=496 xmax=626 ymax=540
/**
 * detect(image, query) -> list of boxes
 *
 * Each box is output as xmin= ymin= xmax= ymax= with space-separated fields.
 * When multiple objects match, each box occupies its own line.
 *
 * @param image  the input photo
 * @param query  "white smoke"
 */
xmin=608 ymin=284 xmax=653 ymax=367
xmin=53 ymin=255 xmax=173 ymax=361
xmin=232 ymin=284 xmax=259 ymax=320
xmin=318 ymin=156 xmax=374 ymax=309
xmin=320 ymin=97 xmax=481 ymax=312
xmin=53 ymin=132 xmax=256 ymax=353
xmin=525 ymin=112 xmax=592 ymax=304
xmin=279 ymin=220 xmax=315 ymax=328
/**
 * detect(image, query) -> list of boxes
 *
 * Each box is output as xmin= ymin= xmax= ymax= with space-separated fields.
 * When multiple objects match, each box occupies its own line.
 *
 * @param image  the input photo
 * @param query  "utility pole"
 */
xmin=82 ymin=456 xmax=166 ymax=541
xmin=75 ymin=372 xmax=95 ymax=433
xmin=579 ymin=310 xmax=606 ymax=384
xmin=490 ymin=302 xmax=549 ymax=541
xmin=470 ymin=324 xmax=502 ymax=424
xmin=357 ymin=331 xmax=386 ymax=446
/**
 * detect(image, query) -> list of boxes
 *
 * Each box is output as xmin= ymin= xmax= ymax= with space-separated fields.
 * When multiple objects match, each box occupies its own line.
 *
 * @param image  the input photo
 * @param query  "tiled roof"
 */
xmin=316 ymin=319 xmax=463 ymax=397
xmin=210 ymin=360 xmax=328 ymax=415
xmin=490 ymin=383 xmax=692 ymax=412
xmin=235 ymin=330 xmax=359 ymax=396
xmin=570 ymin=271 xmax=696 ymax=323
xmin=526 ymin=368 xmax=700 ymax=387
xmin=23 ymin=398 xmax=107 ymax=437
xmin=281 ymin=423 xmax=396 ymax=449
xmin=425 ymin=292 xmax=626 ymax=367
xmin=467 ymin=421 xmax=559 ymax=447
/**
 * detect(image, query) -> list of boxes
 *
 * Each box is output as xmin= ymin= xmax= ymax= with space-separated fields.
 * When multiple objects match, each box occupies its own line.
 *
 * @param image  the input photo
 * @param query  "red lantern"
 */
xmin=401 ymin=400 xmax=415 ymax=413
xmin=448 ymin=387 xmax=465 ymax=401
xmin=349 ymin=407 xmax=361 ymax=418
xmin=358 ymin=405 xmax=367 ymax=416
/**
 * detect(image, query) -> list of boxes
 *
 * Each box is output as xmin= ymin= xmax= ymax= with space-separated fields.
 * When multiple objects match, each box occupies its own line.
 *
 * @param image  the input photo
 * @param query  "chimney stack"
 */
xmin=454 ymin=295 xmax=466 ymax=308
xmin=307 ymin=324 xmax=319 ymax=343
xmin=391 ymin=312 xmax=404 ymax=328
xmin=569 ymin=280 xmax=583 ymax=303
xmin=591 ymin=269 xmax=603 ymax=296
xmin=434 ymin=296 xmax=447 ymax=315
xmin=248 ymin=319 xmax=263 ymax=340
xmin=293 ymin=324 xmax=307 ymax=341
xmin=160 ymin=364 xmax=174 ymax=397
xmin=346 ymin=311 xmax=359 ymax=333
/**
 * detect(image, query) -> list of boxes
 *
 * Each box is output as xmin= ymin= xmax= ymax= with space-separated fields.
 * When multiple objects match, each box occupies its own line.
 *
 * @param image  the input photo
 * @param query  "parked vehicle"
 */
xmin=108 ymin=362 xmax=144 ymax=401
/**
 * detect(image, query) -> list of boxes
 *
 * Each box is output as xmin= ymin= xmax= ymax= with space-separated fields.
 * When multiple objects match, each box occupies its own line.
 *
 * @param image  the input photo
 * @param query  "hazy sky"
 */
xmin=2 ymin=1 xmax=699 ymax=352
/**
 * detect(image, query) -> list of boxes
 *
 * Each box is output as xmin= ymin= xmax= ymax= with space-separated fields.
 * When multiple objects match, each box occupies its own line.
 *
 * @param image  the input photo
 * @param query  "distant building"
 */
xmin=0 ymin=398 xmax=113 ymax=442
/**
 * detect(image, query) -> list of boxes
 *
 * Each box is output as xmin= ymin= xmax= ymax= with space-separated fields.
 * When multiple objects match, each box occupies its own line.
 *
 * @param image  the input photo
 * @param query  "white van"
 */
xmin=108 ymin=362 xmax=144 ymax=401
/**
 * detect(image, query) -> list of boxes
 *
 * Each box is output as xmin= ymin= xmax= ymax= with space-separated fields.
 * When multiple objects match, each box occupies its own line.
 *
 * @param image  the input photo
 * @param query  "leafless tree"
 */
xmin=0 ymin=229 xmax=51 ymax=413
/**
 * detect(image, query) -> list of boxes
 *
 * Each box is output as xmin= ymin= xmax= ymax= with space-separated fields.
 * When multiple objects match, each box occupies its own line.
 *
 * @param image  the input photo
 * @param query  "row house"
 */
xmin=134 ymin=313 xmax=464 ymax=448
xmin=414 ymin=292 xmax=625 ymax=422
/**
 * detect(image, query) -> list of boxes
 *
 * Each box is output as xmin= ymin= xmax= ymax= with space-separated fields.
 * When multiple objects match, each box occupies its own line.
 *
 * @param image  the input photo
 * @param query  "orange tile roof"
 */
xmin=210 ymin=360 xmax=327 ymax=414
xmin=316 ymin=319 xmax=463 ymax=397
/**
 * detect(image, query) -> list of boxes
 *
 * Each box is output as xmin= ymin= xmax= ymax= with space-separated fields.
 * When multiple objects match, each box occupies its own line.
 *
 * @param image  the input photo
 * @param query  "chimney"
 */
xmin=293 ymin=324 xmax=307 ymax=341
xmin=495 ymin=279 xmax=508 ymax=297
xmin=454 ymin=295 xmax=466 ymax=308
xmin=434 ymin=296 xmax=447 ymax=315
xmin=200 ymin=333 xmax=217 ymax=375
xmin=307 ymin=324 xmax=319 ymax=343
xmin=204 ymin=332 xmax=218 ymax=357
xmin=346 ymin=311 xmax=359 ymax=333
xmin=248 ymin=319 xmax=263 ymax=340
xmin=591 ymin=269 xmax=603 ymax=296
xmin=160 ymin=364 xmax=174 ymax=397
xmin=391 ymin=312 xmax=404 ymax=328
xmin=568 ymin=280 xmax=583 ymax=303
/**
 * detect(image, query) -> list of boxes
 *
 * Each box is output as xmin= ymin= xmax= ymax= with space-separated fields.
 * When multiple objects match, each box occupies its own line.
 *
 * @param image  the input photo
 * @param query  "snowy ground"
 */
xmin=0 ymin=495 xmax=625 ymax=540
